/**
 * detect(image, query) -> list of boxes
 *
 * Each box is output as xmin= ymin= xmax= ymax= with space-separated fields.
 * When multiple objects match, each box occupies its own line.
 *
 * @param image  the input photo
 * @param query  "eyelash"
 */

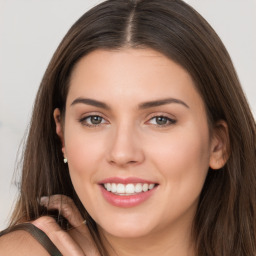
xmin=79 ymin=114 xmax=176 ymax=128
xmin=79 ymin=115 xmax=108 ymax=127
xmin=147 ymin=115 xmax=177 ymax=127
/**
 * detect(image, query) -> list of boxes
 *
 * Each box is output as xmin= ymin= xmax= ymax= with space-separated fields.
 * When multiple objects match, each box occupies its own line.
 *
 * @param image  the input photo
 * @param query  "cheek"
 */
xmin=148 ymin=125 xmax=211 ymax=191
xmin=63 ymin=124 xmax=107 ymax=188
xmin=63 ymin=130 xmax=105 ymax=213
xmin=142 ymin=126 xmax=211 ymax=224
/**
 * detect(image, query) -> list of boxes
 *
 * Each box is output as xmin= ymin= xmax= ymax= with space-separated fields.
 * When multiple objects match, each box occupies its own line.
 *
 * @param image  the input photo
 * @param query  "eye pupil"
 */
xmin=156 ymin=116 xmax=168 ymax=125
xmin=91 ymin=116 xmax=102 ymax=124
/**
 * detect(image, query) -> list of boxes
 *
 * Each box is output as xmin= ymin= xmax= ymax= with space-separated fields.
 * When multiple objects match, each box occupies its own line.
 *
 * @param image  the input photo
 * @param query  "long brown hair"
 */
xmin=10 ymin=0 xmax=256 ymax=255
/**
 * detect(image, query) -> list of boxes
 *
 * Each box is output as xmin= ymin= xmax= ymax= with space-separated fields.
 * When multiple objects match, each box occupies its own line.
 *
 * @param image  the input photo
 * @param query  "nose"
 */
xmin=106 ymin=123 xmax=145 ymax=168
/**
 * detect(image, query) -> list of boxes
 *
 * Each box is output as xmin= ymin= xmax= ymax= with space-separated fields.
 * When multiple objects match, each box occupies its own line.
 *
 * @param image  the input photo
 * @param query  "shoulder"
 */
xmin=0 ymin=229 xmax=49 ymax=256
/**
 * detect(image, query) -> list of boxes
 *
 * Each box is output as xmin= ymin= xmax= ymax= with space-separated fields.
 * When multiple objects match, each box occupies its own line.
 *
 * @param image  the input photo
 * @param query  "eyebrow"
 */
xmin=70 ymin=98 xmax=110 ymax=109
xmin=70 ymin=97 xmax=189 ymax=109
xmin=138 ymin=98 xmax=189 ymax=109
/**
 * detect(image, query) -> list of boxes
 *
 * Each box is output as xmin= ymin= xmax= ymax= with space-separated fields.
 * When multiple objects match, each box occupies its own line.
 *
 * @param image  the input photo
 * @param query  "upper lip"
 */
xmin=99 ymin=177 xmax=158 ymax=185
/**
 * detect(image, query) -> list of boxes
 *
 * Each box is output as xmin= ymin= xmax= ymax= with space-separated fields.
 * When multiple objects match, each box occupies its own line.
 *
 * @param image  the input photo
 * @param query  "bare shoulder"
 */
xmin=0 ymin=229 xmax=49 ymax=256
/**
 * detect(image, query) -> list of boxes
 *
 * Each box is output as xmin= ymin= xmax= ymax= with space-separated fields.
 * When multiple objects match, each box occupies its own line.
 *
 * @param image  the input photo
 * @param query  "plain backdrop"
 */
xmin=0 ymin=0 xmax=255 ymax=230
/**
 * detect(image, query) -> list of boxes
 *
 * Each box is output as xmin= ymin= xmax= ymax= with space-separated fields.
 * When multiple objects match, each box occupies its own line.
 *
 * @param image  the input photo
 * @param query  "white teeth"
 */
xmin=106 ymin=183 xmax=111 ymax=191
xmin=135 ymin=183 xmax=143 ymax=193
xmin=125 ymin=184 xmax=135 ymax=193
xmin=142 ymin=183 xmax=149 ymax=192
xmin=103 ymin=183 xmax=156 ymax=195
xmin=116 ymin=184 xmax=125 ymax=193
xmin=111 ymin=183 xmax=117 ymax=193
xmin=149 ymin=184 xmax=155 ymax=190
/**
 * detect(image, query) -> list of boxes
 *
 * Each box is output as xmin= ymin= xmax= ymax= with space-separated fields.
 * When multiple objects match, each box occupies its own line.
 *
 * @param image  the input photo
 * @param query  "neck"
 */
xmin=99 ymin=216 xmax=195 ymax=256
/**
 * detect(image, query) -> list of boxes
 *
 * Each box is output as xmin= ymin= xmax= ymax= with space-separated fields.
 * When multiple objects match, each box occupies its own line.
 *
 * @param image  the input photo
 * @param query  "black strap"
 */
xmin=0 ymin=223 xmax=62 ymax=256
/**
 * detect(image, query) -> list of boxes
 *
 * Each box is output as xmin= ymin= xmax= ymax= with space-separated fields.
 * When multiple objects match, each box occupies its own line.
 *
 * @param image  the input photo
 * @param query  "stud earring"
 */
xmin=64 ymin=158 xmax=68 ymax=163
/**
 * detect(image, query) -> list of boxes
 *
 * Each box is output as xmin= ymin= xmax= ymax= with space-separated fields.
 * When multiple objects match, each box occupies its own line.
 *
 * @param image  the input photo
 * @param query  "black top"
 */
xmin=0 ymin=223 xmax=62 ymax=256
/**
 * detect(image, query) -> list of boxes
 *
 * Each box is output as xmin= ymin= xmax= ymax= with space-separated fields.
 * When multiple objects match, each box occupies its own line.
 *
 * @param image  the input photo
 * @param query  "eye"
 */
xmin=79 ymin=115 xmax=108 ymax=127
xmin=147 ymin=115 xmax=176 ymax=127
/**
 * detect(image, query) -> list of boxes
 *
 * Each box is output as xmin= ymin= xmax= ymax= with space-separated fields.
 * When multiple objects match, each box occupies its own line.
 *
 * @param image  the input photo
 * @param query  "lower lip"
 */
xmin=99 ymin=185 xmax=157 ymax=208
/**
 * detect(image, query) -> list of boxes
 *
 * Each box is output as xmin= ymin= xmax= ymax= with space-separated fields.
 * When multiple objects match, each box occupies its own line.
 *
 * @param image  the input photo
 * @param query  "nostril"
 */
xmin=128 ymin=160 xmax=137 ymax=164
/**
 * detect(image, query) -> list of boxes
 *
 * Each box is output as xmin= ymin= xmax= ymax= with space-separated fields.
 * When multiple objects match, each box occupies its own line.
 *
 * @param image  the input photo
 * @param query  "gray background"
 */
xmin=0 ymin=0 xmax=255 ymax=230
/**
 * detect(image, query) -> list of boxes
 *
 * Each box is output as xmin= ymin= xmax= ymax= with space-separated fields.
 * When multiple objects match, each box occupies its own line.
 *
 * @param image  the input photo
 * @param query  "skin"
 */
xmin=0 ymin=195 xmax=100 ymax=256
xmin=0 ymin=48 xmax=228 ymax=256
xmin=52 ymin=48 xmax=228 ymax=256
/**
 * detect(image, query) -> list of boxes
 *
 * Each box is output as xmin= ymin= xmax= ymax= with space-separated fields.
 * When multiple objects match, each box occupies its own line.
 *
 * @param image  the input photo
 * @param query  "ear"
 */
xmin=53 ymin=108 xmax=66 ymax=156
xmin=209 ymin=120 xmax=230 ymax=170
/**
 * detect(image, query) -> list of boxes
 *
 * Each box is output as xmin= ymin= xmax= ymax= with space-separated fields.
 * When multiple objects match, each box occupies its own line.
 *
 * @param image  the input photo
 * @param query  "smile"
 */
xmin=103 ymin=183 xmax=156 ymax=196
xmin=99 ymin=178 xmax=158 ymax=207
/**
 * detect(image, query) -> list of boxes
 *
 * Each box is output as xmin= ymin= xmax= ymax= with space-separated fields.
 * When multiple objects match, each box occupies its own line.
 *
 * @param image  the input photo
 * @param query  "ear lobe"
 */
xmin=209 ymin=120 xmax=230 ymax=170
xmin=53 ymin=108 xmax=65 ymax=155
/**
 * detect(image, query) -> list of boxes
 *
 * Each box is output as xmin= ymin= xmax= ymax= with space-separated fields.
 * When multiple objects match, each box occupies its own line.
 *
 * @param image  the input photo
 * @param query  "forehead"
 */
xmin=67 ymin=48 xmax=205 ymax=111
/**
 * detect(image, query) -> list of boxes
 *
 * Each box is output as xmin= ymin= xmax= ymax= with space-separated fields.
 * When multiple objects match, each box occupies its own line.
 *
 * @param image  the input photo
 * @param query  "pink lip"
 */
xmin=98 ymin=177 xmax=158 ymax=208
xmin=99 ymin=177 xmax=157 ymax=184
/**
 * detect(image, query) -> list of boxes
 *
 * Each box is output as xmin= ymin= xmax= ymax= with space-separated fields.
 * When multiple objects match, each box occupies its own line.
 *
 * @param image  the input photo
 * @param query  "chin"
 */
xmin=97 ymin=217 xmax=155 ymax=238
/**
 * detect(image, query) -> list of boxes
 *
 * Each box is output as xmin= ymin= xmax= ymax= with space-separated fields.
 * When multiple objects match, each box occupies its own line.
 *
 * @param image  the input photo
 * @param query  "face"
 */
xmin=55 ymin=48 xmax=218 ymax=240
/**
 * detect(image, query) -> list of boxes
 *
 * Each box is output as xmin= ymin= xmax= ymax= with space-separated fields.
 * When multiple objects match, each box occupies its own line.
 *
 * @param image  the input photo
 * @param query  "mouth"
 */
xmin=99 ymin=177 xmax=159 ymax=207
xmin=102 ymin=182 xmax=157 ymax=196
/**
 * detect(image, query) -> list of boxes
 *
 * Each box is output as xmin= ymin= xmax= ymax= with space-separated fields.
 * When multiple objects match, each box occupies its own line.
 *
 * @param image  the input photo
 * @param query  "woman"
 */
xmin=0 ymin=0 xmax=255 ymax=255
